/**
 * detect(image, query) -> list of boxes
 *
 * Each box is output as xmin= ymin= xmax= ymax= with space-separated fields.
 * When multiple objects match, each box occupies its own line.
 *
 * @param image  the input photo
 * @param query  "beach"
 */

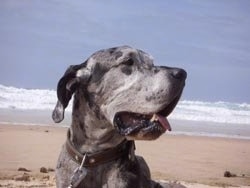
xmin=0 ymin=123 xmax=249 ymax=188
xmin=1 ymin=0 xmax=250 ymax=187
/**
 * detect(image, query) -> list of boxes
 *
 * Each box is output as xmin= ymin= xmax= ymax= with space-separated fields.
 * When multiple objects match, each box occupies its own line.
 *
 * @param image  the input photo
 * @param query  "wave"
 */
xmin=170 ymin=100 xmax=250 ymax=124
xmin=0 ymin=84 xmax=57 ymax=110
xmin=1 ymin=84 xmax=250 ymax=125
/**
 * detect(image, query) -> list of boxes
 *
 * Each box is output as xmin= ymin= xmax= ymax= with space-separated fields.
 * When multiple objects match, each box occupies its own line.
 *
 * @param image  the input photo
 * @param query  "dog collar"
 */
xmin=66 ymin=130 xmax=135 ymax=167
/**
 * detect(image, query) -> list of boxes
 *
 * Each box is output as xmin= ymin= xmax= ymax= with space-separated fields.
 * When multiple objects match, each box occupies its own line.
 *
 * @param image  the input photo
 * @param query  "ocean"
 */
xmin=0 ymin=84 xmax=250 ymax=139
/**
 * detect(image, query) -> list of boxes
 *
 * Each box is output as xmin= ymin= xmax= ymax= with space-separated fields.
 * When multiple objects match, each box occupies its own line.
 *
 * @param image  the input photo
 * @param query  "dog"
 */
xmin=52 ymin=46 xmax=186 ymax=188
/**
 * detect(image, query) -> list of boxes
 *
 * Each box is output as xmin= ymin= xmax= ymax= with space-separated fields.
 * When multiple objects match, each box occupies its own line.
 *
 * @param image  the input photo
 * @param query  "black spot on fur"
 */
xmin=78 ymin=122 xmax=86 ymax=132
xmin=108 ymin=47 xmax=117 ymax=54
xmin=83 ymin=91 xmax=105 ymax=120
xmin=82 ymin=91 xmax=95 ymax=108
xmin=73 ymin=95 xmax=80 ymax=110
xmin=108 ymin=47 xmax=123 ymax=59
xmin=123 ymin=58 xmax=134 ymax=66
xmin=121 ymin=66 xmax=132 ymax=75
xmin=91 ymin=63 xmax=108 ymax=83
xmin=153 ymin=67 xmax=160 ymax=74
xmin=145 ymin=94 xmax=157 ymax=102
xmin=114 ymin=51 xmax=123 ymax=60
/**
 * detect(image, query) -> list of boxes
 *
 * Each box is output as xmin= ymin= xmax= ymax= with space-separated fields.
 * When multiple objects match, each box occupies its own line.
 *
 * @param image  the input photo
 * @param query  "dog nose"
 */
xmin=171 ymin=68 xmax=187 ymax=80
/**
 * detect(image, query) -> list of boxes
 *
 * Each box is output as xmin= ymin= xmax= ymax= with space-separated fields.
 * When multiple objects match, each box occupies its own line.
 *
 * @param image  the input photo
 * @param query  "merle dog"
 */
xmin=52 ymin=46 xmax=186 ymax=188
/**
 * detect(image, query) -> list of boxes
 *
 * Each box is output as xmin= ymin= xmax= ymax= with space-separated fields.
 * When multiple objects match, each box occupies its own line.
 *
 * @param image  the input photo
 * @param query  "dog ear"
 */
xmin=52 ymin=62 xmax=90 ymax=123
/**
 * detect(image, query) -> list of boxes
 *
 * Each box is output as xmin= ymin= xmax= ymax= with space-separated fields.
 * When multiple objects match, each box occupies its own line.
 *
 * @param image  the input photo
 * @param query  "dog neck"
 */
xmin=66 ymin=129 xmax=135 ymax=167
xmin=69 ymin=91 xmax=124 ymax=154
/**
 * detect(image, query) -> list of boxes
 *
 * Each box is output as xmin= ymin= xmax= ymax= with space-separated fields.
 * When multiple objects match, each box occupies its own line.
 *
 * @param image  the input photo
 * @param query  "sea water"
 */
xmin=1 ymin=84 xmax=250 ymax=139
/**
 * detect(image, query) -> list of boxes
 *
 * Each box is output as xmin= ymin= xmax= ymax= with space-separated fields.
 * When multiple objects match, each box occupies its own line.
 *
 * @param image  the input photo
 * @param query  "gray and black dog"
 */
xmin=52 ymin=46 xmax=186 ymax=188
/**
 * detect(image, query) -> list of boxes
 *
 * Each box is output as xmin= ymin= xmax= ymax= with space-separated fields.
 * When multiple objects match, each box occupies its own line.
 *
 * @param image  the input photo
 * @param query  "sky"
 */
xmin=0 ymin=0 xmax=250 ymax=103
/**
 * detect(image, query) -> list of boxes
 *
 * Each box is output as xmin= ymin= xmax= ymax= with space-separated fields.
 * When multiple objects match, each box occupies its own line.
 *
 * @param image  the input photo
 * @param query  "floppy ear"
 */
xmin=52 ymin=62 xmax=90 ymax=123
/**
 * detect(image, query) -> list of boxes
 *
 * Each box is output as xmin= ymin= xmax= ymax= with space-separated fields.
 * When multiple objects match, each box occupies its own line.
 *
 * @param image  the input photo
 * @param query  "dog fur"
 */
xmin=52 ymin=46 xmax=186 ymax=188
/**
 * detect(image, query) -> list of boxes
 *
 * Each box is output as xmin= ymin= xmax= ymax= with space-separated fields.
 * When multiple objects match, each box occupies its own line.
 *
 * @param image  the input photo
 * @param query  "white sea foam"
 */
xmin=170 ymin=100 xmax=250 ymax=125
xmin=0 ymin=84 xmax=250 ymax=125
xmin=0 ymin=84 xmax=58 ymax=110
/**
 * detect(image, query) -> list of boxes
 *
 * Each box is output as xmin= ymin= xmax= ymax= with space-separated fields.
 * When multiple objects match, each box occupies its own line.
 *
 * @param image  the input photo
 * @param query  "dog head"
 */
xmin=52 ymin=46 xmax=186 ymax=140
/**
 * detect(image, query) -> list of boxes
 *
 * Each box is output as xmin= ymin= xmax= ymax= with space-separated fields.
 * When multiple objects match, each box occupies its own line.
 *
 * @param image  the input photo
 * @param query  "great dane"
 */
xmin=52 ymin=46 xmax=187 ymax=188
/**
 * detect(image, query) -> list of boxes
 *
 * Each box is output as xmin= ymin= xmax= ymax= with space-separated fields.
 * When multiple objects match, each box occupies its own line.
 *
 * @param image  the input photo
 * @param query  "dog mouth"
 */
xmin=113 ymin=93 xmax=181 ymax=140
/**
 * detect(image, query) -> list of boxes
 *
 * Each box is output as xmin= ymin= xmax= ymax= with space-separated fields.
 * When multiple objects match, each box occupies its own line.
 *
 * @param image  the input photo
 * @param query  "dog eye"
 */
xmin=123 ymin=58 xmax=134 ymax=66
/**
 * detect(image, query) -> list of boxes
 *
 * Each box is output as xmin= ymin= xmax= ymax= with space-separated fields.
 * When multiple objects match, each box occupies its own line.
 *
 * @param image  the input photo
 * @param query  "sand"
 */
xmin=0 ymin=123 xmax=250 ymax=188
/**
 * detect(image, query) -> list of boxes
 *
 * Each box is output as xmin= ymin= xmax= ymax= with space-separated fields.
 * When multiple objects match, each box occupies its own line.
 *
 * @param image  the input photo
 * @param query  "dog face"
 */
xmin=53 ymin=46 xmax=186 ymax=140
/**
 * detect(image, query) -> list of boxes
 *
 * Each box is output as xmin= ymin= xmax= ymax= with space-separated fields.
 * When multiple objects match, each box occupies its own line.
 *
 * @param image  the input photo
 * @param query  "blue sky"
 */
xmin=0 ymin=0 xmax=250 ymax=103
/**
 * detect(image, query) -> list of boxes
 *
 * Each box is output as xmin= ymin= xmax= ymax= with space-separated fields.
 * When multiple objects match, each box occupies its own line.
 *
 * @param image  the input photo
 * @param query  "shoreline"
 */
xmin=1 ymin=108 xmax=250 ymax=140
xmin=1 ymin=120 xmax=250 ymax=141
xmin=0 ymin=123 xmax=250 ymax=187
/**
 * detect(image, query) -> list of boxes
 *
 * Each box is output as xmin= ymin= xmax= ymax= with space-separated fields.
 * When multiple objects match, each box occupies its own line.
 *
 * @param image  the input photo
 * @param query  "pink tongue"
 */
xmin=156 ymin=114 xmax=172 ymax=131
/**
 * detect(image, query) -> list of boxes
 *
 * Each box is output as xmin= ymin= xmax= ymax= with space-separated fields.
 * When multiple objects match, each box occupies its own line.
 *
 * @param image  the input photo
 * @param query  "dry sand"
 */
xmin=0 ymin=123 xmax=249 ymax=188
